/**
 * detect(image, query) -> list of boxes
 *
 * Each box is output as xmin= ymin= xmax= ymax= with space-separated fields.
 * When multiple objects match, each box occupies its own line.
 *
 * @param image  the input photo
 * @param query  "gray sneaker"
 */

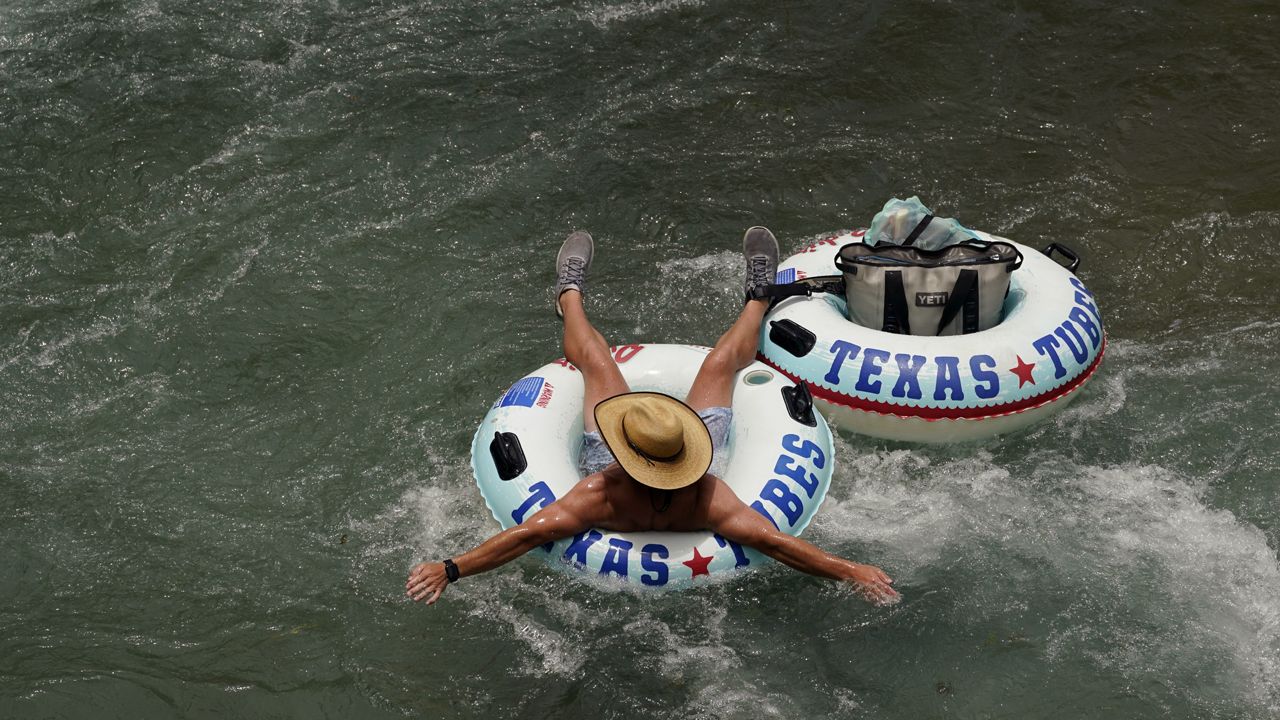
xmin=555 ymin=231 xmax=594 ymax=318
xmin=742 ymin=226 xmax=779 ymax=302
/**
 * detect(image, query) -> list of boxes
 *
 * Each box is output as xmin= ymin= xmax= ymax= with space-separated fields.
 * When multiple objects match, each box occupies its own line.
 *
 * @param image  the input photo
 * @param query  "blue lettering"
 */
xmin=1070 ymin=277 xmax=1095 ymax=298
xmin=1069 ymin=307 xmax=1102 ymax=350
xmin=598 ymin=538 xmax=633 ymax=578
xmin=933 ymin=356 xmax=965 ymax=401
xmin=855 ymin=348 xmax=890 ymax=394
xmin=1075 ymin=291 xmax=1102 ymax=325
xmin=1054 ymin=321 xmax=1088 ymax=363
xmin=781 ymin=433 xmax=826 ymax=469
xmin=640 ymin=544 xmax=669 ymax=586
xmin=511 ymin=481 xmax=556 ymax=524
xmin=824 ymin=340 xmax=861 ymax=384
xmin=970 ymin=355 xmax=999 ymax=399
xmin=1033 ymin=334 xmax=1067 ymax=379
xmin=891 ymin=353 xmax=927 ymax=399
xmin=749 ymin=501 xmax=782 ymax=530
xmin=563 ymin=529 xmax=604 ymax=566
xmin=713 ymin=534 xmax=751 ymax=569
xmin=512 ymin=481 xmax=558 ymax=552
xmin=1071 ymin=278 xmax=1103 ymax=325
xmin=757 ymin=478 xmax=803 ymax=527
xmin=774 ymin=452 xmax=819 ymax=498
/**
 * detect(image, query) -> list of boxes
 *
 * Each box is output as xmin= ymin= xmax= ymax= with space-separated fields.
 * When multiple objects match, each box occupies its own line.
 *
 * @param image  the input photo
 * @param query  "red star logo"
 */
xmin=682 ymin=548 xmax=714 ymax=578
xmin=1010 ymin=355 xmax=1037 ymax=387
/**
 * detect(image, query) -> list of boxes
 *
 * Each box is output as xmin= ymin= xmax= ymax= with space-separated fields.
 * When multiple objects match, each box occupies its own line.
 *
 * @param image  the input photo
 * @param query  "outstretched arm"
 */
xmin=704 ymin=479 xmax=900 ymax=605
xmin=406 ymin=479 xmax=603 ymax=605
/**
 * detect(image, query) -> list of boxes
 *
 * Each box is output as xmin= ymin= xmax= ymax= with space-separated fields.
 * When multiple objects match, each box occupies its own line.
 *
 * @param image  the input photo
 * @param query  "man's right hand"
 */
xmin=843 ymin=562 xmax=900 ymax=606
xmin=406 ymin=562 xmax=449 ymax=605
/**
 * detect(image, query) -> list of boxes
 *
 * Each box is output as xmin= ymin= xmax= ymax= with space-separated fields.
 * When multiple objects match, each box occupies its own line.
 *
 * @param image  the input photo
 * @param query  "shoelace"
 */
xmin=746 ymin=255 xmax=772 ymax=288
xmin=559 ymin=257 xmax=587 ymax=288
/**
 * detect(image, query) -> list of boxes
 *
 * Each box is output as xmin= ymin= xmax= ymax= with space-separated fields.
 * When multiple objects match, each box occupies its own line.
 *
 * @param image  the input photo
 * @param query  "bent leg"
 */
xmin=685 ymin=298 xmax=768 ymax=412
xmin=561 ymin=290 xmax=629 ymax=432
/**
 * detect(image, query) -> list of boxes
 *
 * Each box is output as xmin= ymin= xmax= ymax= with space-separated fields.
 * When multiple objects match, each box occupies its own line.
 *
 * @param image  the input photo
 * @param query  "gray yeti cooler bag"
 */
xmin=834 ymin=239 xmax=1022 ymax=336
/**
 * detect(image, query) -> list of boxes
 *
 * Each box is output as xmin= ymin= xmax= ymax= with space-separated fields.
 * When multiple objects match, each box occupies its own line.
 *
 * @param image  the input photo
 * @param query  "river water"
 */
xmin=2 ymin=0 xmax=1278 ymax=717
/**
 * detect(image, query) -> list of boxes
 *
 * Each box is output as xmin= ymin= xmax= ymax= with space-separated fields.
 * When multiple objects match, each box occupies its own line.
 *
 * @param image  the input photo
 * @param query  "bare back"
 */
xmin=562 ymin=464 xmax=730 ymax=534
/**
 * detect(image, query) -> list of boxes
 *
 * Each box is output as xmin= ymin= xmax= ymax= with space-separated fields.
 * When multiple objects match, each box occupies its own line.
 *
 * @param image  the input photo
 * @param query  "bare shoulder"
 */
xmin=562 ymin=469 xmax=610 ymax=506
xmin=691 ymin=474 xmax=746 ymax=525
xmin=697 ymin=474 xmax=777 ymax=545
xmin=704 ymin=473 xmax=747 ymax=506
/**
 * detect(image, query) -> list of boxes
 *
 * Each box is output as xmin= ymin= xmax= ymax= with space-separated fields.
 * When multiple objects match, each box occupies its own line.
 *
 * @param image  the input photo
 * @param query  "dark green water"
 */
xmin=3 ymin=0 xmax=1279 ymax=717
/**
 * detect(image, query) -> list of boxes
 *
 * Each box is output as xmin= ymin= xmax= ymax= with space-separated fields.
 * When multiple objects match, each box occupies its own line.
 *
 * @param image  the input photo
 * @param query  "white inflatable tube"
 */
xmin=470 ymin=344 xmax=835 ymax=588
xmin=758 ymin=231 xmax=1106 ymax=443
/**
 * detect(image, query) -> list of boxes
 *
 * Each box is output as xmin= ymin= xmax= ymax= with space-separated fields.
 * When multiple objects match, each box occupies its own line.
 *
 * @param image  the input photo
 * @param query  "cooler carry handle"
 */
xmin=935 ymin=269 xmax=980 ymax=335
xmin=882 ymin=271 xmax=912 ymax=335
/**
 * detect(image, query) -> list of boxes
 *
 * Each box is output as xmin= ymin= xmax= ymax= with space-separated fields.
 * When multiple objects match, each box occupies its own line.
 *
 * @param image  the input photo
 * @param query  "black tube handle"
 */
xmin=1042 ymin=242 xmax=1081 ymax=273
xmin=768 ymin=319 xmax=816 ymax=358
xmin=781 ymin=381 xmax=817 ymax=427
xmin=490 ymin=432 xmax=527 ymax=481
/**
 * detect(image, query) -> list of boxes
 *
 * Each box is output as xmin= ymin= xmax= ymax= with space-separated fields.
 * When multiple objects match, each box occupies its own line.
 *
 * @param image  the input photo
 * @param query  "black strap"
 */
xmin=747 ymin=283 xmax=812 ymax=302
xmin=962 ymin=277 xmax=979 ymax=333
xmin=790 ymin=275 xmax=845 ymax=296
xmin=883 ymin=271 xmax=911 ymax=335
xmin=756 ymin=276 xmax=846 ymax=295
xmin=748 ymin=277 xmax=846 ymax=311
xmin=443 ymin=558 xmax=460 ymax=583
xmin=901 ymin=215 xmax=934 ymax=247
xmin=935 ymin=269 xmax=979 ymax=335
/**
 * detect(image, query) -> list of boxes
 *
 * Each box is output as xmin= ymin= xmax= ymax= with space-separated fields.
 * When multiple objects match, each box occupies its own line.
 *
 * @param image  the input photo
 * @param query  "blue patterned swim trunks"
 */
xmin=579 ymin=406 xmax=732 ymax=477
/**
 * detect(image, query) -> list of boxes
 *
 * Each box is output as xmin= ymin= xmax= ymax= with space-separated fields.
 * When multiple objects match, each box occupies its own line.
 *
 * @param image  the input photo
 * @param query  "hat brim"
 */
xmin=593 ymin=392 xmax=713 ymax=490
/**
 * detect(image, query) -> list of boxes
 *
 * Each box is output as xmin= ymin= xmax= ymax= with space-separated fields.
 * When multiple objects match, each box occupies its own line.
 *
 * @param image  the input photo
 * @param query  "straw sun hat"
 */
xmin=594 ymin=392 xmax=713 ymax=490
